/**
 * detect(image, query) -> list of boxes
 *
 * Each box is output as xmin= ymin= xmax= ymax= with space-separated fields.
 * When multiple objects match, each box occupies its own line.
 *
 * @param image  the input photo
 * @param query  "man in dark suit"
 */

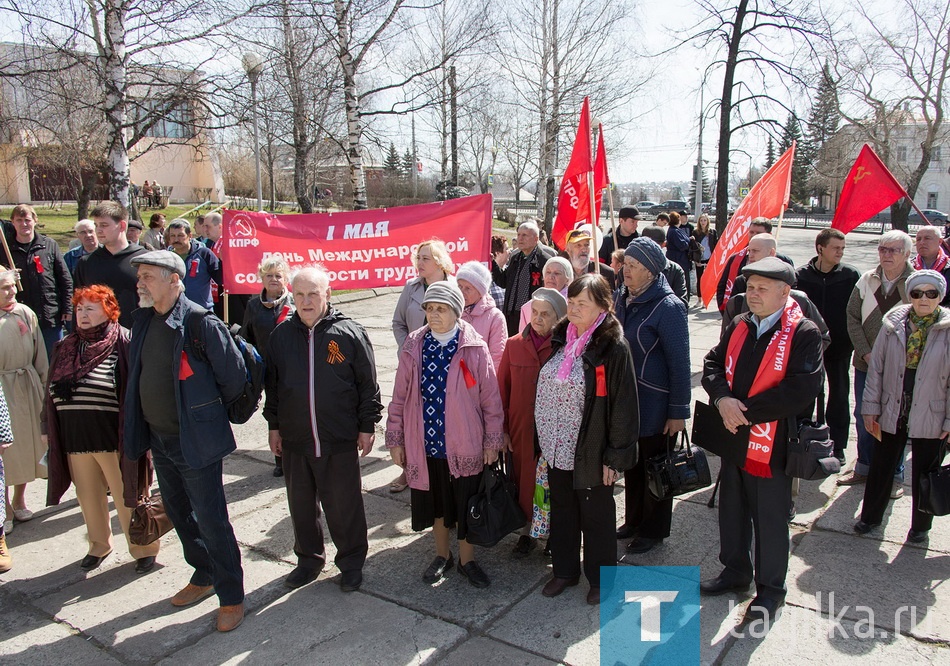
xmin=701 ymin=257 xmax=824 ymax=629
xmin=491 ymin=220 xmax=556 ymax=335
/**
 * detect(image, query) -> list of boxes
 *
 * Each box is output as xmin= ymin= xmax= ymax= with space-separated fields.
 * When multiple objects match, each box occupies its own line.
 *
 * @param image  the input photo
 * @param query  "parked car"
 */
xmin=634 ymin=201 xmax=658 ymax=211
xmin=909 ymin=209 xmax=948 ymax=225
xmin=649 ymin=200 xmax=690 ymax=215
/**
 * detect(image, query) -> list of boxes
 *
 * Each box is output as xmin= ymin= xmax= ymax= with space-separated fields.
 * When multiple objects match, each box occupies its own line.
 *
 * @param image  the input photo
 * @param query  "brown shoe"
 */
xmin=836 ymin=472 xmax=867 ymax=486
xmin=541 ymin=576 xmax=579 ymax=597
xmin=0 ymin=534 xmax=11 ymax=573
xmin=216 ymin=603 xmax=245 ymax=632
xmin=170 ymin=583 xmax=215 ymax=607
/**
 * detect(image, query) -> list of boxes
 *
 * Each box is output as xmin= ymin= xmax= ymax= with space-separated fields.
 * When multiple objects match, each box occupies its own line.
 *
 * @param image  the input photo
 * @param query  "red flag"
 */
xmin=700 ymin=142 xmax=796 ymax=308
xmin=552 ymin=98 xmax=593 ymax=249
xmin=593 ymin=128 xmax=609 ymax=221
xmin=831 ymin=144 xmax=908 ymax=234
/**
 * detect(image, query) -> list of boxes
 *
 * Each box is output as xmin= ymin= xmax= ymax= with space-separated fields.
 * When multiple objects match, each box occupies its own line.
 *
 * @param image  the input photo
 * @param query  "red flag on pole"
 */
xmin=594 ymin=128 xmax=608 ymax=193
xmin=700 ymin=143 xmax=796 ymax=308
xmin=552 ymin=98 xmax=593 ymax=249
xmin=831 ymin=144 xmax=908 ymax=234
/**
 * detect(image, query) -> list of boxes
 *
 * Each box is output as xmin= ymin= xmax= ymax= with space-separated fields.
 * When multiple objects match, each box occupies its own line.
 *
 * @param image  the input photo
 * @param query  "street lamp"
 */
xmin=242 ymin=51 xmax=264 ymax=212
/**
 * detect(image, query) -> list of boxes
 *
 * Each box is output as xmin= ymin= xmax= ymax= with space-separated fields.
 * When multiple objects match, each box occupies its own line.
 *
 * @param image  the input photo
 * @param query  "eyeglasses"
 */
xmin=910 ymin=289 xmax=940 ymax=300
xmin=878 ymin=246 xmax=904 ymax=256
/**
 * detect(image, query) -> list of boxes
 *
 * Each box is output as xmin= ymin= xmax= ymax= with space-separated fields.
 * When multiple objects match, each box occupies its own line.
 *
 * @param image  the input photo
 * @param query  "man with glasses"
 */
xmin=842 ymin=231 xmax=914 ymax=496
xmin=913 ymin=226 xmax=950 ymax=306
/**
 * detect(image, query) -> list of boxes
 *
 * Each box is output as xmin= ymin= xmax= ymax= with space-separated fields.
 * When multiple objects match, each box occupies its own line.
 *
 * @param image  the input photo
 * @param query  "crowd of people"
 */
xmin=1 ymin=201 xmax=947 ymax=636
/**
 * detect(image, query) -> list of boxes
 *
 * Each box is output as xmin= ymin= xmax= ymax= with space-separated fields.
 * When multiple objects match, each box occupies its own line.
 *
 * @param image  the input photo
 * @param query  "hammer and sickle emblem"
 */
xmin=327 ymin=340 xmax=346 ymax=364
xmin=751 ymin=422 xmax=772 ymax=440
xmin=853 ymin=166 xmax=871 ymax=183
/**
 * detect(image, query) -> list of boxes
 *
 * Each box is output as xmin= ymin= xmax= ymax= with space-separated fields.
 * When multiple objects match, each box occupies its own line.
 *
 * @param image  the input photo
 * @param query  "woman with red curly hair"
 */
xmin=44 ymin=285 xmax=160 ymax=574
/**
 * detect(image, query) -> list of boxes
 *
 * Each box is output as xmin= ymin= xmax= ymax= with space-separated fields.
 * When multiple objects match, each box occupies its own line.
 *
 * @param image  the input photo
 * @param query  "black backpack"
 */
xmin=185 ymin=311 xmax=265 ymax=424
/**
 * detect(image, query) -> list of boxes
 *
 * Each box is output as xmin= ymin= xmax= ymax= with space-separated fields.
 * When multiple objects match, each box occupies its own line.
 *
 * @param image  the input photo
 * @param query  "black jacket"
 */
xmin=2 ymin=222 xmax=72 ymax=328
xmin=545 ymin=315 xmax=639 ymax=488
xmin=702 ymin=313 xmax=824 ymax=470
xmin=795 ymin=258 xmax=861 ymax=358
xmin=599 ymin=230 xmax=639 ymax=264
xmin=492 ymin=244 xmax=557 ymax=315
xmin=263 ymin=307 xmax=382 ymax=456
xmin=74 ymin=243 xmax=147 ymax=328
xmin=721 ymin=289 xmax=832 ymax=352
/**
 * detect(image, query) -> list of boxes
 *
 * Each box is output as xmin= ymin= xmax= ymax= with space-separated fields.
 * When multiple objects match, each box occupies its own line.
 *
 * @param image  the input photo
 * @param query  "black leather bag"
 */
xmin=645 ymin=431 xmax=712 ymax=501
xmin=785 ymin=394 xmax=840 ymax=480
xmin=466 ymin=458 xmax=527 ymax=548
xmin=919 ymin=442 xmax=950 ymax=516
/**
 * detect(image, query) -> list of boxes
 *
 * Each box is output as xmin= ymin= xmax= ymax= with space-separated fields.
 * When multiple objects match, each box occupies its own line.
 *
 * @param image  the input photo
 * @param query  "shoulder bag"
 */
xmin=646 ymin=430 xmax=712 ymax=501
xmin=919 ymin=441 xmax=950 ymax=516
xmin=785 ymin=392 xmax=840 ymax=480
xmin=466 ymin=457 xmax=527 ymax=548
xmin=128 ymin=493 xmax=174 ymax=546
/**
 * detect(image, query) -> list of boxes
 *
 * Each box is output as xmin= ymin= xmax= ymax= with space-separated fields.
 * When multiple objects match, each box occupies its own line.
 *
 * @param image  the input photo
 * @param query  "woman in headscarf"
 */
xmin=45 ymin=285 xmax=160 ymax=573
xmin=519 ymin=257 xmax=573 ymax=331
xmin=0 ymin=267 xmax=48 ymax=535
xmin=242 ymin=256 xmax=295 ymax=477
xmin=535 ymin=274 xmax=639 ymax=605
xmin=497 ymin=287 xmax=567 ymax=557
xmin=386 ymin=282 xmax=505 ymax=588
xmin=856 ymin=269 xmax=950 ymax=545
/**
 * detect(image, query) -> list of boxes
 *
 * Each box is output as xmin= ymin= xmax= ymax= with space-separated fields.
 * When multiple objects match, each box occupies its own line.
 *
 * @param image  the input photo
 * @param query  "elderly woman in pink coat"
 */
xmin=456 ymin=261 xmax=507 ymax=369
xmin=386 ymin=282 xmax=505 ymax=589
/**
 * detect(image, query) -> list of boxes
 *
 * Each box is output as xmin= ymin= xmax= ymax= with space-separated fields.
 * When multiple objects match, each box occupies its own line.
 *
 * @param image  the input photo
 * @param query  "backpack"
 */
xmin=185 ymin=311 xmax=265 ymax=424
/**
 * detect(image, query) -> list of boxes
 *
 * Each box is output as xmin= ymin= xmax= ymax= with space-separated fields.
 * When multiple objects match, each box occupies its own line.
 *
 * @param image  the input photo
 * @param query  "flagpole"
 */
xmin=0 ymin=225 xmax=23 ymax=290
xmin=589 ymin=112 xmax=600 ymax=275
xmin=775 ymin=141 xmax=795 ymax=241
xmin=600 ymin=122 xmax=618 ymax=252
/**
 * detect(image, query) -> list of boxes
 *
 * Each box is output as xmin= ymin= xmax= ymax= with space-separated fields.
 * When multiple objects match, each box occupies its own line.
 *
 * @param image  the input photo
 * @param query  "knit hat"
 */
xmin=455 ymin=261 xmax=492 ymax=296
xmin=422 ymin=281 xmax=465 ymax=317
xmin=544 ymin=256 xmax=575 ymax=282
xmin=624 ymin=237 xmax=667 ymax=275
xmin=906 ymin=269 xmax=947 ymax=301
xmin=531 ymin=288 xmax=568 ymax=320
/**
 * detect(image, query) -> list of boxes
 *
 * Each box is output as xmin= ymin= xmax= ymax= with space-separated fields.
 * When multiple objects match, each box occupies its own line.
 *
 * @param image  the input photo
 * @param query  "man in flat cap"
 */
xmin=563 ymin=225 xmax=615 ymax=286
xmin=599 ymin=206 xmax=641 ymax=264
xmin=701 ymin=256 xmax=824 ymax=630
xmin=123 ymin=250 xmax=249 ymax=633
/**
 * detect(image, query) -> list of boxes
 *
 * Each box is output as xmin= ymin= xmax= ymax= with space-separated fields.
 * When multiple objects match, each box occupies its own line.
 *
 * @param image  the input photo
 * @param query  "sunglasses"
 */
xmin=910 ymin=289 xmax=940 ymax=299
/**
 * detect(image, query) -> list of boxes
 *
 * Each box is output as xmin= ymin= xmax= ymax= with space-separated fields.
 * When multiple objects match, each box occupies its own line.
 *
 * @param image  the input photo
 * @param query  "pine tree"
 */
xmin=765 ymin=139 xmax=776 ymax=168
xmin=400 ymin=149 xmax=415 ymax=179
xmin=688 ymin=168 xmax=713 ymax=205
xmin=384 ymin=142 xmax=401 ymax=176
xmin=804 ymin=63 xmax=840 ymax=199
xmin=779 ymin=113 xmax=808 ymax=204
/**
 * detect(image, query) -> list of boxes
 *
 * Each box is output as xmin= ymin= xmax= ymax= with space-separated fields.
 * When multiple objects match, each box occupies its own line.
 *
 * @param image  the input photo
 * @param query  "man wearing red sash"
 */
xmin=701 ymin=257 xmax=823 ymax=628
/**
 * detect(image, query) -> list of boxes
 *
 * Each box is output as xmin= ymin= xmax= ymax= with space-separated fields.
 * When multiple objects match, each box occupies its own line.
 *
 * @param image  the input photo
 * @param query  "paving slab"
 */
xmin=786 ymin=529 xmax=950 ymax=642
xmin=31 ymin=543 xmax=292 ymax=665
xmin=718 ymin=603 xmax=950 ymax=664
xmin=439 ymin=636 xmax=558 ymax=665
xmin=157 ymin=584 xmax=468 ymax=666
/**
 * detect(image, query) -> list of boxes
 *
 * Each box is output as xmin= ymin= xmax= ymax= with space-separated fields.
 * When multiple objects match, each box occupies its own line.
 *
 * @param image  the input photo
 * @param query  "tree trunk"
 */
xmin=281 ymin=0 xmax=313 ymax=214
xmin=715 ymin=0 xmax=748 ymax=232
xmin=103 ymin=1 xmax=130 ymax=208
xmin=335 ymin=0 xmax=368 ymax=210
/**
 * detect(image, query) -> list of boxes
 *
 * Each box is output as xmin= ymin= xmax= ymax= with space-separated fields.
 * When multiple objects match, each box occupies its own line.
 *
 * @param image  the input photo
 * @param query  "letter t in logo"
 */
xmin=625 ymin=591 xmax=679 ymax=641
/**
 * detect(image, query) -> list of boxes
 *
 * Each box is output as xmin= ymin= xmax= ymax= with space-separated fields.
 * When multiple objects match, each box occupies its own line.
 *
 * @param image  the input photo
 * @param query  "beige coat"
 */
xmin=0 ymin=304 xmax=49 ymax=485
xmin=862 ymin=304 xmax=950 ymax=439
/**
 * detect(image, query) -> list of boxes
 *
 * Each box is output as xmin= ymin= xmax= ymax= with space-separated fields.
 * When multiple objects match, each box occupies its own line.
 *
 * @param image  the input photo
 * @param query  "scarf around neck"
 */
xmin=49 ymin=320 xmax=121 ymax=398
xmin=906 ymin=308 xmax=941 ymax=369
xmin=556 ymin=311 xmax=607 ymax=381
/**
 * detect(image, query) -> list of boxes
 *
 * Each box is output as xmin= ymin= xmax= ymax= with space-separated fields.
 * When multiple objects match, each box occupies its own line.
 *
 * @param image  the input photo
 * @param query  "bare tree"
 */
xmin=684 ymin=0 xmax=828 ymax=229
xmin=828 ymin=0 xmax=950 ymax=230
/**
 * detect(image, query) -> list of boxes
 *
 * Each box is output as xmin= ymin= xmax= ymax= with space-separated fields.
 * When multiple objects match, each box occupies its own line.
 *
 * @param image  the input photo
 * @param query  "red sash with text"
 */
xmin=725 ymin=297 xmax=803 ymax=478
xmin=720 ymin=249 xmax=748 ymax=312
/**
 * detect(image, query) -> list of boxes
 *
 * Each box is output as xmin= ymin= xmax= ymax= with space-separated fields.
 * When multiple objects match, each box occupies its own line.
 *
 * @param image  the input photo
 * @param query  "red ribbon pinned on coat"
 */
xmin=459 ymin=360 xmax=477 ymax=388
xmin=189 ymin=259 xmax=199 ymax=278
xmin=595 ymin=365 xmax=607 ymax=397
xmin=32 ymin=256 xmax=44 ymax=274
xmin=179 ymin=351 xmax=195 ymax=380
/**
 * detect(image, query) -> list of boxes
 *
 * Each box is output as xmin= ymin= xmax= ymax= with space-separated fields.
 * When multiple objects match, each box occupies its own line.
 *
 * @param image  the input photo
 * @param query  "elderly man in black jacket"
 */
xmin=3 ymin=204 xmax=72 ymax=357
xmin=492 ymin=220 xmax=557 ymax=335
xmin=701 ymin=257 xmax=823 ymax=629
xmin=264 ymin=266 xmax=382 ymax=594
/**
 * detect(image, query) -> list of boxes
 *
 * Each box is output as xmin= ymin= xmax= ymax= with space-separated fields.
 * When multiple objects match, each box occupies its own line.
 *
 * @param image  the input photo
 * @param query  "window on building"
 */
xmin=897 ymin=146 xmax=908 ymax=162
xmin=928 ymin=192 xmax=938 ymax=208
xmin=134 ymin=99 xmax=195 ymax=139
xmin=934 ymin=146 xmax=942 ymax=162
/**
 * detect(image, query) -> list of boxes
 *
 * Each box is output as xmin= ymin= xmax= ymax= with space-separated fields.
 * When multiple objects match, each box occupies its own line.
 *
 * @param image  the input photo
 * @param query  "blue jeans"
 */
xmin=41 ymin=324 xmax=63 ymax=360
xmin=853 ymin=369 xmax=904 ymax=481
xmin=149 ymin=431 xmax=244 ymax=605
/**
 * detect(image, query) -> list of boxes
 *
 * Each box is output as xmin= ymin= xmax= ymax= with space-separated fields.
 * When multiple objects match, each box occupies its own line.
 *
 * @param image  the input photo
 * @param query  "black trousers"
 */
xmin=504 ymin=310 xmax=521 ymax=337
xmin=718 ymin=462 xmax=792 ymax=601
xmin=822 ymin=353 xmax=852 ymax=458
xmin=548 ymin=466 xmax=617 ymax=587
xmin=282 ymin=448 xmax=368 ymax=573
xmin=860 ymin=430 xmax=945 ymax=532
xmin=624 ymin=434 xmax=673 ymax=539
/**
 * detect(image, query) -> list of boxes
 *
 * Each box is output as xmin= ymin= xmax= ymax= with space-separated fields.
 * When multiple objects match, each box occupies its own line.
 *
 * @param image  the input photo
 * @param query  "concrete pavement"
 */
xmin=1 ymin=226 xmax=948 ymax=664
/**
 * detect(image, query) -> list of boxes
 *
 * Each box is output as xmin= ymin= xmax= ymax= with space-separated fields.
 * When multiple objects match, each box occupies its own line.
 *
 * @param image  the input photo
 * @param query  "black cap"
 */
xmin=127 ymin=219 xmax=144 ymax=230
xmin=741 ymin=256 xmax=795 ymax=286
xmin=619 ymin=206 xmax=641 ymax=220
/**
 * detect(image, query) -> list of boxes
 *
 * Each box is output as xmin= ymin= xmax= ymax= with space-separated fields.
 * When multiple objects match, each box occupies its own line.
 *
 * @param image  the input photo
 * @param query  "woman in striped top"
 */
xmin=45 ymin=285 xmax=160 ymax=574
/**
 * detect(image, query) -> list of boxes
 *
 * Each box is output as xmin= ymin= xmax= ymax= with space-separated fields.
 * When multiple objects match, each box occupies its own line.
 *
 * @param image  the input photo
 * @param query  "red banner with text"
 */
xmin=220 ymin=195 xmax=492 ymax=294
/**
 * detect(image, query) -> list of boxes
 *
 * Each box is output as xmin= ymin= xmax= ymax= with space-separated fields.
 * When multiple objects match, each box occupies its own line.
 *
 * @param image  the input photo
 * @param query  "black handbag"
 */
xmin=919 ymin=441 xmax=950 ymax=516
xmin=466 ymin=457 xmax=527 ymax=548
xmin=645 ymin=431 xmax=712 ymax=501
xmin=785 ymin=392 xmax=841 ymax=480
